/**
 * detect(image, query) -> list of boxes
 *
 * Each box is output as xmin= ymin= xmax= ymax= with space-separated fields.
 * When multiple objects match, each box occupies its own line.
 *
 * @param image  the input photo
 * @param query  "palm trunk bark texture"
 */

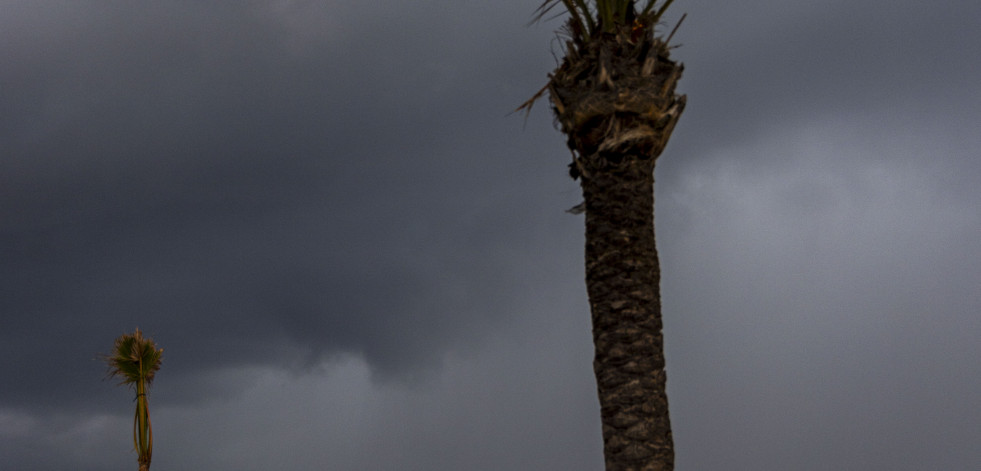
xmin=547 ymin=23 xmax=685 ymax=470
xmin=582 ymin=155 xmax=672 ymax=470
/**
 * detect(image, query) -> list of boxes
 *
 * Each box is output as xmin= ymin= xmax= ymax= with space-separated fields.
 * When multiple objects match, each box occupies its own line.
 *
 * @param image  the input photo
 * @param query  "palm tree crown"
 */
xmin=103 ymin=328 xmax=163 ymax=471
xmin=533 ymin=0 xmax=675 ymax=38
xmin=104 ymin=328 xmax=163 ymax=387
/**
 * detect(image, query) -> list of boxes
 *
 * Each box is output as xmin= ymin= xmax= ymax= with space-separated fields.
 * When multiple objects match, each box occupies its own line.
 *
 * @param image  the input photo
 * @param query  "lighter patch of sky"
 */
xmin=660 ymin=109 xmax=981 ymax=470
xmin=0 ymin=409 xmax=127 ymax=469
xmin=134 ymin=309 xmax=603 ymax=470
xmin=0 ymin=409 xmax=39 ymax=438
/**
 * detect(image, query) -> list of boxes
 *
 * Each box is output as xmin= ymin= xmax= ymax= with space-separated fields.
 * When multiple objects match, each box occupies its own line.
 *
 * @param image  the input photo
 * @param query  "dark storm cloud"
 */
xmin=4 ymin=1 xmax=981 ymax=470
xmin=1 ymin=0 xmax=552 ymax=412
xmin=664 ymin=1 xmax=981 ymax=173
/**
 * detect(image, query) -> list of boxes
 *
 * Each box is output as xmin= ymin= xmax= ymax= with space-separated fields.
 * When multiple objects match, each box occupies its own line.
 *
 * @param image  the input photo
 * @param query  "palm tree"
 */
xmin=103 ymin=328 xmax=164 ymax=471
xmin=520 ymin=1 xmax=686 ymax=469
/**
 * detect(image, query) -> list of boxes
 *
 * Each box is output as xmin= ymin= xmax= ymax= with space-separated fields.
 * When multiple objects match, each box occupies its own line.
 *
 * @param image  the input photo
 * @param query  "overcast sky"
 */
xmin=2 ymin=1 xmax=980 ymax=470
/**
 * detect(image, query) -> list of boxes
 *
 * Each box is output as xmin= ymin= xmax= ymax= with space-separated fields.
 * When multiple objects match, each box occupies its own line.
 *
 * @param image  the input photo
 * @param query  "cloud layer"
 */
xmin=2 ymin=1 xmax=979 ymax=469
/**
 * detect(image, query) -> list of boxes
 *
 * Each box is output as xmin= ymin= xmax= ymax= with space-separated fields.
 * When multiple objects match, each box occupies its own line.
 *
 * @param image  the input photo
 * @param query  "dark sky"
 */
xmin=3 ymin=1 xmax=980 ymax=469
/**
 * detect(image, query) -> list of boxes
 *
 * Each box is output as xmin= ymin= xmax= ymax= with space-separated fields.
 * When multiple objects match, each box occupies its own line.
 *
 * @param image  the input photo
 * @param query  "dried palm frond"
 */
xmin=532 ymin=0 xmax=675 ymax=38
xmin=517 ymin=0 xmax=682 ymax=119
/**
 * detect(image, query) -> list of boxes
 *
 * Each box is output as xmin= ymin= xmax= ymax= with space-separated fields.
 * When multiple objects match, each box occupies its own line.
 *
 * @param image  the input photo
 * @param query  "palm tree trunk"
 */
xmin=581 ymin=154 xmax=672 ymax=470
xmin=527 ymin=7 xmax=686 ymax=467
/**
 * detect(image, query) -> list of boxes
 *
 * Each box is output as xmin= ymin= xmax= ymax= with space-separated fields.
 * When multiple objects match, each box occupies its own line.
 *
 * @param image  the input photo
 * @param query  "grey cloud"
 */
xmin=2 ymin=1 xmax=980 ymax=469
xmin=1 ymin=0 xmax=550 ymax=412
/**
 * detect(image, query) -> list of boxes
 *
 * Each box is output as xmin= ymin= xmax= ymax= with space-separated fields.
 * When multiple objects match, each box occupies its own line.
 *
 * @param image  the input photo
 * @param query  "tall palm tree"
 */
xmin=103 ymin=328 xmax=164 ymax=471
xmin=520 ymin=1 xmax=686 ymax=469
